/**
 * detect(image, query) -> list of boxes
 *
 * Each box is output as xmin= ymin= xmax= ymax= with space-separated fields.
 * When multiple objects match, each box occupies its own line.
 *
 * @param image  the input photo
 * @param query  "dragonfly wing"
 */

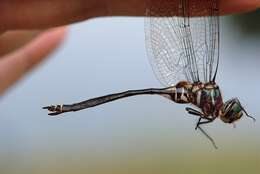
xmin=145 ymin=0 xmax=220 ymax=86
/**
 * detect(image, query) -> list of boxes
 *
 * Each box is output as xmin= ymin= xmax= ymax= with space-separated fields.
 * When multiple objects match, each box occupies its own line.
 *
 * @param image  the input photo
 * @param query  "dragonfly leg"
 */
xmin=195 ymin=118 xmax=217 ymax=149
xmin=185 ymin=107 xmax=204 ymax=117
xmin=197 ymin=125 xmax=218 ymax=149
xmin=186 ymin=107 xmax=217 ymax=148
xmin=195 ymin=118 xmax=214 ymax=130
xmin=185 ymin=107 xmax=214 ymax=128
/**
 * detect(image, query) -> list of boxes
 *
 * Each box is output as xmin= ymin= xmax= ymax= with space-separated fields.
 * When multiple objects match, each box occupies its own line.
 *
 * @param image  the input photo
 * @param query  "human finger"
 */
xmin=0 ymin=30 xmax=41 ymax=57
xmin=0 ymin=27 xmax=67 ymax=95
xmin=0 ymin=0 xmax=259 ymax=30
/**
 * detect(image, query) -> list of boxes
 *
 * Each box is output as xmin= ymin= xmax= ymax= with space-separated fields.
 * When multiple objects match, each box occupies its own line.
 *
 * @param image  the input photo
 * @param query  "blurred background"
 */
xmin=0 ymin=10 xmax=260 ymax=174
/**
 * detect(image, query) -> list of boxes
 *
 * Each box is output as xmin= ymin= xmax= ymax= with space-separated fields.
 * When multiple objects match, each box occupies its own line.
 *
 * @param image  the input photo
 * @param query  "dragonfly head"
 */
xmin=220 ymin=98 xmax=255 ymax=123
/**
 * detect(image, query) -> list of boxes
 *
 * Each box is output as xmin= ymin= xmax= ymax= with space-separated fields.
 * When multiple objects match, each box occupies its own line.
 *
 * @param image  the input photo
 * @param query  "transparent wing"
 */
xmin=145 ymin=0 xmax=219 ymax=86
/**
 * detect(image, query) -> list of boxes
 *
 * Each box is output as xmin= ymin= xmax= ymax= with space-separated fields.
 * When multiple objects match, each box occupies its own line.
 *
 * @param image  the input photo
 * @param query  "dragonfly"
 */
xmin=43 ymin=0 xmax=255 ymax=148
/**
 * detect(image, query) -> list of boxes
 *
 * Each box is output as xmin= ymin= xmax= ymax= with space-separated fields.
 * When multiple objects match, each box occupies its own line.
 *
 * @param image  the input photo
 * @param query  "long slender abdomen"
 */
xmin=43 ymin=81 xmax=193 ymax=115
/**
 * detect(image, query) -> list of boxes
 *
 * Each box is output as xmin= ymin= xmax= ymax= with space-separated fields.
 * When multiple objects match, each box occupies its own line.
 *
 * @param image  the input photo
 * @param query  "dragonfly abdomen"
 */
xmin=162 ymin=81 xmax=193 ymax=104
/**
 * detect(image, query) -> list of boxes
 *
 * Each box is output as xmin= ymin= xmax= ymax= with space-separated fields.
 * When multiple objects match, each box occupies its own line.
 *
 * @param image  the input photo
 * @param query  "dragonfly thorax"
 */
xmin=190 ymin=82 xmax=223 ymax=118
xmin=163 ymin=81 xmax=223 ymax=118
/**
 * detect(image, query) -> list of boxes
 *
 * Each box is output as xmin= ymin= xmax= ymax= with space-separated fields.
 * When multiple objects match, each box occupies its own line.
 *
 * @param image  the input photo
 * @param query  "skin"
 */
xmin=0 ymin=0 xmax=259 ymax=95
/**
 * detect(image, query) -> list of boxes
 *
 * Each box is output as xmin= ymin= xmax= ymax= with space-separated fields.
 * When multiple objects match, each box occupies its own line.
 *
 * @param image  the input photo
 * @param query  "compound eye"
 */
xmin=223 ymin=99 xmax=233 ymax=111
xmin=220 ymin=100 xmax=243 ymax=123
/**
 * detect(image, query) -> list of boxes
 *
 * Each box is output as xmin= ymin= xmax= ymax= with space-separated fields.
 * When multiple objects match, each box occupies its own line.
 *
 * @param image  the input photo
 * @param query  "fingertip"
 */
xmin=0 ymin=26 xmax=68 ymax=95
xmin=220 ymin=0 xmax=260 ymax=14
xmin=41 ymin=26 xmax=68 ymax=47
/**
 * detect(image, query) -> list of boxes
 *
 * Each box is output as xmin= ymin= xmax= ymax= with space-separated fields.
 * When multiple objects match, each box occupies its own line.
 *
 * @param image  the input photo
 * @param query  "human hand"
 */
xmin=0 ymin=0 xmax=259 ymax=95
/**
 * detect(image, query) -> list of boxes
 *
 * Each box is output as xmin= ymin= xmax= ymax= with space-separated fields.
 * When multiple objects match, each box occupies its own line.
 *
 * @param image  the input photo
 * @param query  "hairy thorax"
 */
xmin=191 ymin=82 xmax=223 ymax=118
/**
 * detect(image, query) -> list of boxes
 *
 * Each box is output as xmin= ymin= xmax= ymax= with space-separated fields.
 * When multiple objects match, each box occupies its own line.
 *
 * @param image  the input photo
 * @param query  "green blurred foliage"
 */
xmin=229 ymin=9 xmax=260 ymax=36
xmin=1 ymin=145 xmax=259 ymax=174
